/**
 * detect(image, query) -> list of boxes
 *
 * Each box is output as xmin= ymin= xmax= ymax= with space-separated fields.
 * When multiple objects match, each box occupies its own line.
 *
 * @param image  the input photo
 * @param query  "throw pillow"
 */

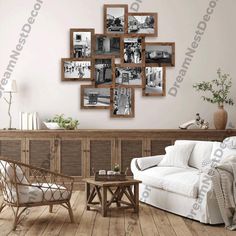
xmin=158 ymin=143 xmax=195 ymax=168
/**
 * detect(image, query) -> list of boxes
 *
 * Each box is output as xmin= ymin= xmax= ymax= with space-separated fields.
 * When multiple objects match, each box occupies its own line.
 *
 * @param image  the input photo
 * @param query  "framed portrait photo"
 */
xmin=128 ymin=13 xmax=158 ymax=37
xmin=93 ymin=56 xmax=115 ymax=87
xmin=121 ymin=36 xmax=145 ymax=66
xmin=104 ymin=4 xmax=128 ymax=34
xmin=81 ymin=85 xmax=111 ymax=109
xmin=143 ymin=66 xmax=166 ymax=96
xmin=110 ymin=87 xmax=135 ymax=118
xmin=114 ymin=65 xmax=143 ymax=88
xmin=94 ymin=34 xmax=121 ymax=58
xmin=145 ymin=42 xmax=175 ymax=67
xmin=61 ymin=58 xmax=93 ymax=81
xmin=70 ymin=28 xmax=94 ymax=58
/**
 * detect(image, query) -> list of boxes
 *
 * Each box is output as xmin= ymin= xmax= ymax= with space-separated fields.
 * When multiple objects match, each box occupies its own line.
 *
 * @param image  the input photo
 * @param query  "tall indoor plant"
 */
xmin=193 ymin=69 xmax=234 ymax=130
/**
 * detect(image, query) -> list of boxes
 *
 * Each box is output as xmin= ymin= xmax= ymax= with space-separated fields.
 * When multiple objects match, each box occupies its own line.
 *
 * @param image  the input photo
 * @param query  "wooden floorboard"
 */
xmin=0 ymin=191 xmax=233 ymax=236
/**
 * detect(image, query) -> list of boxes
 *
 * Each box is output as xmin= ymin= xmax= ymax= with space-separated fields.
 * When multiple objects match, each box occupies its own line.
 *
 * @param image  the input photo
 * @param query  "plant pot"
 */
xmin=214 ymin=106 xmax=228 ymax=130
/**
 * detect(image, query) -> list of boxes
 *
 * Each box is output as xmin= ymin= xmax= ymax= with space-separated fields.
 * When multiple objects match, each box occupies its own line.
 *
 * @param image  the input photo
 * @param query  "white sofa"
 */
xmin=131 ymin=139 xmax=236 ymax=224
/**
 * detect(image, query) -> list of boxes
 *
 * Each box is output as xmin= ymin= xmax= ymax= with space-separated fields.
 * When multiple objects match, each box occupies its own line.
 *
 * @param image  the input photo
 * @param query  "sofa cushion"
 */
xmin=175 ymin=140 xmax=214 ymax=170
xmin=223 ymin=136 xmax=236 ymax=149
xmin=135 ymin=166 xmax=200 ymax=198
xmin=159 ymin=143 xmax=195 ymax=168
xmin=210 ymin=142 xmax=236 ymax=163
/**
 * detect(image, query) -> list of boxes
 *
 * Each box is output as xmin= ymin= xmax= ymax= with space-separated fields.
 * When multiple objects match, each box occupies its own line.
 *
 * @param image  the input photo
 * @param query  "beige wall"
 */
xmin=0 ymin=0 xmax=235 ymax=129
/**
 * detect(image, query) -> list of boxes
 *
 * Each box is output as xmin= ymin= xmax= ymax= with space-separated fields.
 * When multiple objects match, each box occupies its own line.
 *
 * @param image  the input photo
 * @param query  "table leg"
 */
xmin=102 ymin=186 xmax=108 ymax=217
xmin=134 ymin=183 xmax=139 ymax=213
xmin=86 ymin=182 xmax=90 ymax=210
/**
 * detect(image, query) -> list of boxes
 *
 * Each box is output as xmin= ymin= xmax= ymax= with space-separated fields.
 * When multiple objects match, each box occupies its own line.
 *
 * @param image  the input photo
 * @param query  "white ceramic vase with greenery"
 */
xmin=193 ymin=69 xmax=234 ymax=130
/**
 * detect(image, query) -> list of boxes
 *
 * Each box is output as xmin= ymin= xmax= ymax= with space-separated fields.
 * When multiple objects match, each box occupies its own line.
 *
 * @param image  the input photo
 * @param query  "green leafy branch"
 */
xmin=193 ymin=68 xmax=234 ymax=106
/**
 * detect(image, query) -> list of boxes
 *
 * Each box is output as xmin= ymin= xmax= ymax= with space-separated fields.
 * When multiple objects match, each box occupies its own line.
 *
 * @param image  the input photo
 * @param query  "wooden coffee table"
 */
xmin=84 ymin=178 xmax=142 ymax=217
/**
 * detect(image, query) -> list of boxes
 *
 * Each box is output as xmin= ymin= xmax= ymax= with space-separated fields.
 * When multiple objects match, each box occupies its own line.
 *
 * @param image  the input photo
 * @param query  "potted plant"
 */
xmin=193 ymin=69 xmax=234 ymax=130
xmin=113 ymin=163 xmax=120 ymax=174
xmin=44 ymin=114 xmax=79 ymax=130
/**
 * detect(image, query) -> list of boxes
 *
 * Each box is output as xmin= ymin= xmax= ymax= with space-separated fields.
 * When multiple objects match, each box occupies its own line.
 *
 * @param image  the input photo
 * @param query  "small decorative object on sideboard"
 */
xmin=93 ymin=167 xmax=128 ymax=181
xmin=179 ymin=113 xmax=209 ymax=130
xmin=193 ymin=69 xmax=234 ymax=130
xmin=44 ymin=114 xmax=79 ymax=130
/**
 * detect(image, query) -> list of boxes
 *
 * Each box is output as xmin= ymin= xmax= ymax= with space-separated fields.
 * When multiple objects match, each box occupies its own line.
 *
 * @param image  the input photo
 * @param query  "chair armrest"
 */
xmin=131 ymin=155 xmax=165 ymax=173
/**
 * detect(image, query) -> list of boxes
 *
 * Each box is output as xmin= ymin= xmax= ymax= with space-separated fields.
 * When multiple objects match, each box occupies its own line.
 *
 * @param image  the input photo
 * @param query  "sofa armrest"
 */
xmin=198 ymin=171 xmax=214 ymax=197
xmin=131 ymin=155 xmax=165 ymax=173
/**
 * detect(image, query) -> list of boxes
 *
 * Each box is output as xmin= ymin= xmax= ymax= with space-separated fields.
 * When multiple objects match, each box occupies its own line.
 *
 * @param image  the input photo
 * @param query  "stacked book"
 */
xmin=19 ymin=112 xmax=39 ymax=130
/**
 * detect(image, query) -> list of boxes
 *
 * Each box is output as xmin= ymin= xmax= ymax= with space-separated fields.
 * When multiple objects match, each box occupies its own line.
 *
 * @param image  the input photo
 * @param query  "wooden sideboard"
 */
xmin=0 ymin=129 xmax=235 ymax=188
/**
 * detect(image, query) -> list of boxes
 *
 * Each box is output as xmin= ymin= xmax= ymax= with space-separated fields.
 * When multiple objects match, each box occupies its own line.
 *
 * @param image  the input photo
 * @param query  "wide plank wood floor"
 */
xmin=0 ymin=191 xmax=232 ymax=236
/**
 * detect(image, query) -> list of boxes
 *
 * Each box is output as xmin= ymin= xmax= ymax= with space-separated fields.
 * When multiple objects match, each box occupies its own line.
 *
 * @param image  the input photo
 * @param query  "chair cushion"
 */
xmin=0 ymin=160 xmax=29 ymax=184
xmin=175 ymin=140 xmax=214 ymax=170
xmin=135 ymin=166 xmax=200 ymax=198
xmin=159 ymin=143 xmax=195 ymax=168
xmin=8 ymin=183 xmax=70 ymax=204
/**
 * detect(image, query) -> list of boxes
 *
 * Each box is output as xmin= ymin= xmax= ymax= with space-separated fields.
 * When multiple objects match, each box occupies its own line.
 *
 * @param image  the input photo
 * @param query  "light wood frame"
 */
xmin=80 ymin=85 xmax=111 ymax=110
xmin=70 ymin=28 xmax=95 ymax=58
xmin=113 ymin=64 xmax=144 ymax=88
xmin=145 ymin=42 xmax=175 ymax=67
xmin=110 ymin=87 xmax=135 ymax=118
xmin=121 ymin=35 xmax=145 ymax=67
xmin=94 ymin=34 xmax=122 ymax=58
xmin=143 ymin=66 xmax=166 ymax=97
xmin=127 ymin=12 xmax=158 ymax=37
xmin=104 ymin=4 xmax=128 ymax=35
xmin=93 ymin=55 xmax=115 ymax=88
xmin=61 ymin=58 xmax=93 ymax=81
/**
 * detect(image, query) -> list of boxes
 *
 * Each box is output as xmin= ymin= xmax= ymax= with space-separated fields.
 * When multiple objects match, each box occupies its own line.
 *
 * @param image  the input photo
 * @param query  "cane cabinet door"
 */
xmin=86 ymin=138 xmax=116 ymax=177
xmin=58 ymin=138 xmax=85 ymax=184
xmin=0 ymin=138 xmax=23 ymax=162
xmin=118 ymin=138 xmax=145 ymax=176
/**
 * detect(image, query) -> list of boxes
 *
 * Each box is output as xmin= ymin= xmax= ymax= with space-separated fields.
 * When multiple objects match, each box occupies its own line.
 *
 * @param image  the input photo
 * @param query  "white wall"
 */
xmin=0 ymin=0 xmax=236 ymax=129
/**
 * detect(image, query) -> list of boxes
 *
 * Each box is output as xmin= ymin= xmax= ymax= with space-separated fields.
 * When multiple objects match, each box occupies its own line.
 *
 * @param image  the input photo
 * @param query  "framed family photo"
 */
xmin=70 ymin=28 xmax=94 ymax=58
xmin=121 ymin=36 xmax=145 ymax=66
xmin=104 ymin=4 xmax=128 ymax=34
xmin=61 ymin=58 xmax=93 ymax=81
xmin=93 ymin=56 xmax=115 ymax=87
xmin=114 ymin=65 xmax=143 ymax=88
xmin=94 ymin=34 xmax=121 ymax=57
xmin=145 ymin=42 xmax=175 ymax=66
xmin=110 ymin=87 xmax=135 ymax=118
xmin=81 ymin=85 xmax=110 ymax=109
xmin=143 ymin=66 xmax=166 ymax=96
xmin=128 ymin=13 xmax=158 ymax=37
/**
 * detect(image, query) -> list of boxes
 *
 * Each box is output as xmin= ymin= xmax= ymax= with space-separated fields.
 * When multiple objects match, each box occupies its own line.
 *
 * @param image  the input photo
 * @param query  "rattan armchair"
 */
xmin=0 ymin=157 xmax=75 ymax=230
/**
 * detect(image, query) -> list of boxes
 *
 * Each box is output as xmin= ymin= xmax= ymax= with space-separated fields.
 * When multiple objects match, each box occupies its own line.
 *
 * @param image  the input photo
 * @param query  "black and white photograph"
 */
xmin=95 ymin=35 xmax=121 ymax=57
xmin=145 ymin=43 xmax=175 ymax=66
xmin=122 ymin=37 xmax=144 ymax=65
xmin=111 ymin=87 xmax=134 ymax=118
xmin=143 ymin=67 xmax=166 ymax=96
xmin=128 ymin=13 xmax=158 ymax=36
xmin=61 ymin=59 xmax=92 ymax=81
xmin=81 ymin=85 xmax=110 ymax=109
xmin=70 ymin=29 xmax=94 ymax=58
xmin=114 ymin=65 xmax=143 ymax=87
xmin=94 ymin=57 xmax=114 ymax=87
xmin=104 ymin=5 xmax=128 ymax=34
